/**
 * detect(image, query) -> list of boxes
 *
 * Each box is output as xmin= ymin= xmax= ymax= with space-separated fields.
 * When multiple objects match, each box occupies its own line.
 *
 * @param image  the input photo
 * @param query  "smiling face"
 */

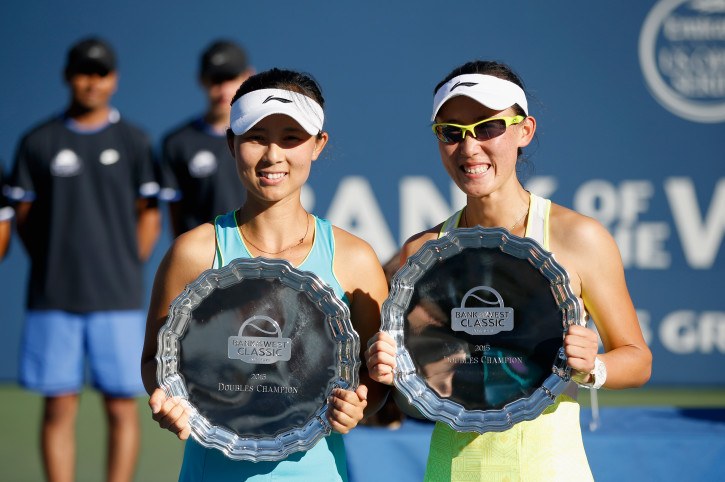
xmin=229 ymin=114 xmax=327 ymax=205
xmin=435 ymin=96 xmax=535 ymax=200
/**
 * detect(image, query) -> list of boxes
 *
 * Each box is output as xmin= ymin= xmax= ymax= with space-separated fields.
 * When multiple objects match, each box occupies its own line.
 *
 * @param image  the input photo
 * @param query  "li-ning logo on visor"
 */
xmin=263 ymin=95 xmax=293 ymax=104
xmin=450 ymin=81 xmax=478 ymax=92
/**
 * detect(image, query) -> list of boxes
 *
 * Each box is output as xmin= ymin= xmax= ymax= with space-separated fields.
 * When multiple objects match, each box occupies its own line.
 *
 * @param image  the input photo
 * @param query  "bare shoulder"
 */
xmin=330 ymin=225 xmax=388 ymax=300
xmin=331 ymin=225 xmax=380 ymax=268
xmin=146 ymin=223 xmax=218 ymax=348
xmin=161 ymin=222 xmax=217 ymax=284
xmin=548 ymin=203 xmax=617 ymax=255
xmin=547 ymin=202 xmax=625 ymax=293
xmin=400 ymin=225 xmax=441 ymax=263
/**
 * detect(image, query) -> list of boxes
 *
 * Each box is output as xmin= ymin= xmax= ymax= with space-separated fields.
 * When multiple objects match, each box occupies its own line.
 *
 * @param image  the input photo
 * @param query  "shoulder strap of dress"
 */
xmin=524 ymin=193 xmax=552 ymax=250
xmin=213 ymin=214 xmax=225 ymax=269
xmin=438 ymin=209 xmax=463 ymax=239
xmin=213 ymin=210 xmax=245 ymax=269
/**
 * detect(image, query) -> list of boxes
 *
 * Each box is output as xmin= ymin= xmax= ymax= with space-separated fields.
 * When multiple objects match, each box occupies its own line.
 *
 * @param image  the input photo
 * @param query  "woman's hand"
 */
xmin=327 ymin=385 xmax=368 ymax=434
xmin=365 ymin=331 xmax=397 ymax=386
xmin=564 ymin=324 xmax=600 ymax=384
xmin=149 ymin=388 xmax=192 ymax=440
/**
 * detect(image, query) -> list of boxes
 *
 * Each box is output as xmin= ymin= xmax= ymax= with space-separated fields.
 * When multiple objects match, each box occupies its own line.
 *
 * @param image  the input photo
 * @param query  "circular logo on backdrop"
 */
xmin=639 ymin=0 xmax=725 ymax=123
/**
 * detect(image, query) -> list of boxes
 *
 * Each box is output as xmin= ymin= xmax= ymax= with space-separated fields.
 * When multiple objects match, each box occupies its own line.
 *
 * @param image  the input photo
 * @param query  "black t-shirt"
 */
xmin=9 ymin=112 xmax=158 ymax=312
xmin=160 ymin=118 xmax=246 ymax=234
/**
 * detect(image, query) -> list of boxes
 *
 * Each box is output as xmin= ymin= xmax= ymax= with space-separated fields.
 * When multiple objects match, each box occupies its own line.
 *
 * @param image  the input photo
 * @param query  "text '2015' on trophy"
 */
xmin=382 ymin=227 xmax=583 ymax=433
xmin=156 ymin=257 xmax=359 ymax=461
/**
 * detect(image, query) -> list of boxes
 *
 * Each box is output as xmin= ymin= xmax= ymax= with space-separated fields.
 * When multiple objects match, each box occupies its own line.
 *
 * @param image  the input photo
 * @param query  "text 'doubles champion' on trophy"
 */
xmin=156 ymin=257 xmax=359 ymax=461
xmin=382 ymin=227 xmax=582 ymax=433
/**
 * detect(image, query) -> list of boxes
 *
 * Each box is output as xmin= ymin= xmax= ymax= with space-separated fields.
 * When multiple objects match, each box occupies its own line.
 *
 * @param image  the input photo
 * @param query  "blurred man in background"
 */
xmin=7 ymin=37 xmax=160 ymax=482
xmin=160 ymin=39 xmax=253 ymax=237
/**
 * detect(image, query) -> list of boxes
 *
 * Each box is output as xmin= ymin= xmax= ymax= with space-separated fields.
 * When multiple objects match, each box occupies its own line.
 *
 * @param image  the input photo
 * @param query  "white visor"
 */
xmin=230 ymin=88 xmax=324 ymax=136
xmin=431 ymin=74 xmax=528 ymax=121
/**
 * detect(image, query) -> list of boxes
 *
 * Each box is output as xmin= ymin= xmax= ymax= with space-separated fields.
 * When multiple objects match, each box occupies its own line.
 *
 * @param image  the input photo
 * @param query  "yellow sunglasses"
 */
xmin=432 ymin=115 xmax=525 ymax=144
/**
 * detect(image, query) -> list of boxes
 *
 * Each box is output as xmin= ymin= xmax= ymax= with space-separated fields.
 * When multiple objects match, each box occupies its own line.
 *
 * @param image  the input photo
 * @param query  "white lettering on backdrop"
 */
xmin=312 ymin=175 xmax=724 ymax=356
xmin=315 ymin=175 xmax=723 ymax=269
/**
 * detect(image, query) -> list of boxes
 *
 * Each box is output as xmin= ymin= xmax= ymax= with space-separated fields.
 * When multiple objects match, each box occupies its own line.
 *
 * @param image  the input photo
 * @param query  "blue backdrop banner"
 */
xmin=0 ymin=0 xmax=722 ymax=385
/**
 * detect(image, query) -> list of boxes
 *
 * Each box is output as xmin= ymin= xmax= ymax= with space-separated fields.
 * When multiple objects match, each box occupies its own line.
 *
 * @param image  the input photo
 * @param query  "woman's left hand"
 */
xmin=327 ymin=385 xmax=368 ymax=434
xmin=564 ymin=324 xmax=600 ymax=382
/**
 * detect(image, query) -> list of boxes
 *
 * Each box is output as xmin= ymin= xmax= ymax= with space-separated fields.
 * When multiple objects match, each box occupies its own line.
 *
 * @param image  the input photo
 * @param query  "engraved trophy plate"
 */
xmin=156 ymin=257 xmax=359 ymax=461
xmin=382 ymin=227 xmax=582 ymax=433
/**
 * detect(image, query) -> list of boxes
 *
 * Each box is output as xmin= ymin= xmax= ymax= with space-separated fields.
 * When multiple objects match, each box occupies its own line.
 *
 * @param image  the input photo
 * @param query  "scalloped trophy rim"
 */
xmin=382 ymin=226 xmax=582 ymax=434
xmin=156 ymin=256 xmax=359 ymax=461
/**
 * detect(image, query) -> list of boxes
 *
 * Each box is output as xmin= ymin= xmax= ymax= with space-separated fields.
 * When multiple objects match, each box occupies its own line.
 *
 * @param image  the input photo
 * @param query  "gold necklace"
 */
xmin=462 ymin=205 xmax=528 ymax=233
xmin=240 ymin=212 xmax=310 ymax=255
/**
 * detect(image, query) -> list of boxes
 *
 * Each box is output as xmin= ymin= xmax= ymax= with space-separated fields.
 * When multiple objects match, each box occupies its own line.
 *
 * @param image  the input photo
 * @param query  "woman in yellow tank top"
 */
xmin=365 ymin=60 xmax=652 ymax=481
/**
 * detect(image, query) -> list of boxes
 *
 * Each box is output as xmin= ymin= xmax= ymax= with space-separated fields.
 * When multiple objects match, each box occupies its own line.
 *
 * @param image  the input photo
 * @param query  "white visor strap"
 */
xmin=230 ymin=88 xmax=324 ymax=136
xmin=432 ymin=74 xmax=528 ymax=121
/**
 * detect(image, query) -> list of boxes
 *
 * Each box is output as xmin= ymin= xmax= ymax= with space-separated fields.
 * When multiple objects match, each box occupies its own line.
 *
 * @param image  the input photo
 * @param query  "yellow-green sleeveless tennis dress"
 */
xmin=424 ymin=193 xmax=594 ymax=482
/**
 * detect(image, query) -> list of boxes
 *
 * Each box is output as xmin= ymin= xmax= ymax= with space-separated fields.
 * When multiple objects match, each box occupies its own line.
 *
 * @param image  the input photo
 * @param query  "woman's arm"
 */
xmin=554 ymin=209 xmax=652 ymax=389
xmin=365 ymin=229 xmax=439 ymax=385
xmin=140 ymin=224 xmax=216 ymax=438
xmin=332 ymin=228 xmax=390 ymax=426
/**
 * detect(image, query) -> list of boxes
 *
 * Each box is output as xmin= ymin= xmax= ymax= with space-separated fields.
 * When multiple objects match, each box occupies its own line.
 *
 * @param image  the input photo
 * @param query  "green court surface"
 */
xmin=0 ymin=385 xmax=184 ymax=481
xmin=1 ymin=384 xmax=723 ymax=481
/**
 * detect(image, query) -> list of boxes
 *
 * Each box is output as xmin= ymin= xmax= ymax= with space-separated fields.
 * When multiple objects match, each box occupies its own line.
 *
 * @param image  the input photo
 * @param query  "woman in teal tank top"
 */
xmin=365 ymin=60 xmax=652 ymax=481
xmin=141 ymin=68 xmax=389 ymax=481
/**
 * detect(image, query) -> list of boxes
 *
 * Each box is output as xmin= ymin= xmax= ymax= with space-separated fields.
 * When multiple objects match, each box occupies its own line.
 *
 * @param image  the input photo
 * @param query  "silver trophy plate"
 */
xmin=382 ymin=227 xmax=582 ymax=433
xmin=156 ymin=257 xmax=359 ymax=461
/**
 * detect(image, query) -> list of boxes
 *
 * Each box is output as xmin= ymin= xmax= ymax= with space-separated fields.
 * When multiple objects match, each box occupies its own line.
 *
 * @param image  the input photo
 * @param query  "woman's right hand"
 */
xmin=149 ymin=388 xmax=191 ymax=440
xmin=365 ymin=331 xmax=397 ymax=386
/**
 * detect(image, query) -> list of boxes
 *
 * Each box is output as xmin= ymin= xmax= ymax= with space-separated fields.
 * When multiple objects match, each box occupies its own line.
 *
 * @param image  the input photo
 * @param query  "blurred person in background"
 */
xmin=7 ymin=37 xmax=160 ymax=482
xmin=159 ymin=39 xmax=253 ymax=237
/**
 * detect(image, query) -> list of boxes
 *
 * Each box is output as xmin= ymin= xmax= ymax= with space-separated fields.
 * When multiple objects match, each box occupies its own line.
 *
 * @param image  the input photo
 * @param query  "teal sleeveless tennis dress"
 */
xmin=178 ymin=211 xmax=349 ymax=482
xmin=425 ymin=193 xmax=594 ymax=481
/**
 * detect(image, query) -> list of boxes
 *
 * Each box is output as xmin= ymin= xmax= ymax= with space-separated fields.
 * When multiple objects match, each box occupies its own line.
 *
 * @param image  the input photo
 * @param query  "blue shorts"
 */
xmin=19 ymin=310 xmax=146 ymax=397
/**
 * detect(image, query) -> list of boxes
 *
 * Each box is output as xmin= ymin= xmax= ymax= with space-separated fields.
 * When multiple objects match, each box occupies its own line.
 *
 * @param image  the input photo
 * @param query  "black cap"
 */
xmin=200 ymin=40 xmax=249 ymax=83
xmin=65 ymin=37 xmax=117 ymax=76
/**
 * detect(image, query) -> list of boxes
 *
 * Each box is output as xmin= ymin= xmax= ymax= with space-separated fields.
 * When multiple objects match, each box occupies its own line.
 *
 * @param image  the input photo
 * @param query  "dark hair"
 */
xmin=435 ymin=60 xmax=536 ymax=176
xmin=231 ymin=68 xmax=324 ymax=108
